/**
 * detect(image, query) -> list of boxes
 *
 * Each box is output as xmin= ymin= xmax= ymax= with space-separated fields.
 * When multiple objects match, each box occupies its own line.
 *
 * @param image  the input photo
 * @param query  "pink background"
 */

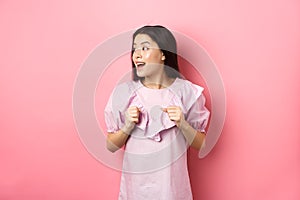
xmin=1 ymin=0 xmax=300 ymax=200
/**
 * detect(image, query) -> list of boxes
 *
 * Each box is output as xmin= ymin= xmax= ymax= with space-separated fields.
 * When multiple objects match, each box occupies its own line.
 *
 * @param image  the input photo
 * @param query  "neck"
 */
xmin=143 ymin=72 xmax=174 ymax=89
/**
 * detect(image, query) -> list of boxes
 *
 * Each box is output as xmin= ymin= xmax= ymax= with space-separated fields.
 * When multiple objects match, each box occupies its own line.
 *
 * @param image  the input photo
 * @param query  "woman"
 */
xmin=105 ymin=25 xmax=210 ymax=200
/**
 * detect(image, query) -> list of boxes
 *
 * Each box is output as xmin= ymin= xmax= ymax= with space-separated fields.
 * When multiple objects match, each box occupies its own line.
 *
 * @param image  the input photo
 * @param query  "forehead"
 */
xmin=133 ymin=34 xmax=158 ymax=47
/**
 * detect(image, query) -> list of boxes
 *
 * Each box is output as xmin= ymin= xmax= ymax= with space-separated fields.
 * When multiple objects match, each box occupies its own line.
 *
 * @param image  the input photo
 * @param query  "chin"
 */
xmin=136 ymin=72 xmax=146 ymax=77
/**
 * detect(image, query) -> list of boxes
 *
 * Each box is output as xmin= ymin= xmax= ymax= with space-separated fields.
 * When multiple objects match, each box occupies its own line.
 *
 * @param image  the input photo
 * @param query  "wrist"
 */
xmin=178 ymin=119 xmax=197 ymax=134
xmin=178 ymin=119 xmax=189 ymax=131
xmin=121 ymin=123 xmax=134 ymax=135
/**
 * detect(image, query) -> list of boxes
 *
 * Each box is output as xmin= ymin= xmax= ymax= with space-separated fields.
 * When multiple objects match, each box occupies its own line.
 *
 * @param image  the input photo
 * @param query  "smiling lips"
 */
xmin=135 ymin=62 xmax=146 ymax=69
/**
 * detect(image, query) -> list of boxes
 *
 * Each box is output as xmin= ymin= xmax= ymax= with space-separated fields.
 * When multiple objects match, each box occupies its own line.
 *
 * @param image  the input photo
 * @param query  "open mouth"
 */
xmin=135 ymin=62 xmax=146 ymax=68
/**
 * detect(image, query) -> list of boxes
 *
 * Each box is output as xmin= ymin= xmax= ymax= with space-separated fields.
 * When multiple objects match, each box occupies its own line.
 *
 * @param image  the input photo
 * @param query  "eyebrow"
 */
xmin=133 ymin=41 xmax=151 ymax=46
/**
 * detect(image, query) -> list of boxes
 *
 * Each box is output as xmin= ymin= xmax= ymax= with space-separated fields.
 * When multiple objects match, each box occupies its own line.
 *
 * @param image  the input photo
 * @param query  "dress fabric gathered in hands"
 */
xmin=104 ymin=77 xmax=210 ymax=200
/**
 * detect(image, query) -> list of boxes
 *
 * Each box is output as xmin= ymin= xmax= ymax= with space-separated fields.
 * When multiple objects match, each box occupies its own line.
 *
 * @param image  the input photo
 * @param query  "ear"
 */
xmin=161 ymin=54 xmax=166 ymax=61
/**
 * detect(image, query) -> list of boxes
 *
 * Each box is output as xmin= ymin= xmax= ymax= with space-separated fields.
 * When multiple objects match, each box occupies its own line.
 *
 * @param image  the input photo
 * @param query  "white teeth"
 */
xmin=136 ymin=62 xmax=145 ymax=67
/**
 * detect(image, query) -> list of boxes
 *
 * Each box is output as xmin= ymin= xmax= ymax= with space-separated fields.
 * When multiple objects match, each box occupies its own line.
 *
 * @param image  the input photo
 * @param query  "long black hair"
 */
xmin=131 ymin=25 xmax=181 ymax=81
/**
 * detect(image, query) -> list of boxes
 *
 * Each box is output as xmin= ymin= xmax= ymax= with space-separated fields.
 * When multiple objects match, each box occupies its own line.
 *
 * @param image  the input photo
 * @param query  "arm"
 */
xmin=106 ymin=130 xmax=130 ymax=153
xmin=106 ymin=106 xmax=140 ymax=153
xmin=178 ymin=119 xmax=206 ymax=150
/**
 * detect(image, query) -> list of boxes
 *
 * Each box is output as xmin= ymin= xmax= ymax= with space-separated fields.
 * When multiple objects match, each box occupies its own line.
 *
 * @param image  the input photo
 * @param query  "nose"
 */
xmin=133 ymin=49 xmax=142 ymax=60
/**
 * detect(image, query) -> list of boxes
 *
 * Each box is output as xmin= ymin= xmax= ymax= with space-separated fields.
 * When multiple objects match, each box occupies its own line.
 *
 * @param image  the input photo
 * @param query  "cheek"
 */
xmin=143 ymin=51 xmax=151 ymax=60
xmin=144 ymin=51 xmax=162 ymax=62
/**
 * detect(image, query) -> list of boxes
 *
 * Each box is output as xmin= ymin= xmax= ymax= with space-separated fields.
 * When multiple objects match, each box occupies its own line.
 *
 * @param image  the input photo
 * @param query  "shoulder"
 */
xmin=107 ymin=80 xmax=140 ymax=111
xmin=113 ymin=80 xmax=140 ymax=93
xmin=170 ymin=78 xmax=205 ymax=111
xmin=171 ymin=78 xmax=204 ymax=96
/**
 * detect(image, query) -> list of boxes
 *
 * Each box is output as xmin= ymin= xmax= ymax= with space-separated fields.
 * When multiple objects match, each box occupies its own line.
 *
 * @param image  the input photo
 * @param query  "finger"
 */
xmin=168 ymin=115 xmax=180 ymax=121
xmin=168 ymin=112 xmax=179 ymax=117
xmin=161 ymin=108 xmax=168 ymax=112
xmin=131 ymin=116 xmax=139 ymax=123
xmin=167 ymin=111 xmax=181 ymax=118
xmin=130 ymin=107 xmax=141 ymax=115
xmin=129 ymin=114 xmax=138 ymax=119
xmin=169 ymin=116 xmax=180 ymax=122
xmin=166 ymin=107 xmax=181 ymax=112
xmin=130 ymin=111 xmax=140 ymax=118
xmin=129 ymin=109 xmax=138 ymax=114
xmin=167 ymin=110 xmax=180 ymax=115
xmin=129 ymin=107 xmax=139 ymax=113
xmin=129 ymin=106 xmax=138 ymax=112
xmin=169 ymin=116 xmax=178 ymax=121
xmin=167 ymin=106 xmax=179 ymax=109
xmin=128 ymin=107 xmax=140 ymax=122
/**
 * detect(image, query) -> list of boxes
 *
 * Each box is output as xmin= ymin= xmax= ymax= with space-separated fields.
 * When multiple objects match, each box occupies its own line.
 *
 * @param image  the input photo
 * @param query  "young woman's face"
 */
xmin=132 ymin=34 xmax=165 ymax=78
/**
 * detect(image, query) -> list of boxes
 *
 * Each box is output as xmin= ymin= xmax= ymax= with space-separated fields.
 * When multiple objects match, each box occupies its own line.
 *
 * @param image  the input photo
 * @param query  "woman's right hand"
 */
xmin=122 ymin=106 xmax=140 ymax=134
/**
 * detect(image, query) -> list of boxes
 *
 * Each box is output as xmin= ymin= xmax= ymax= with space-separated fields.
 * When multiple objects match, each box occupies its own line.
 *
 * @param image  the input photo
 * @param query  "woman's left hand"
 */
xmin=163 ymin=106 xmax=185 ymax=127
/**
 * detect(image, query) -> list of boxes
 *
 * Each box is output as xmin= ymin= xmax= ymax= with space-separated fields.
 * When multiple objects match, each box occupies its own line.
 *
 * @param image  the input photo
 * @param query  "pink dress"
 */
xmin=104 ymin=78 xmax=210 ymax=200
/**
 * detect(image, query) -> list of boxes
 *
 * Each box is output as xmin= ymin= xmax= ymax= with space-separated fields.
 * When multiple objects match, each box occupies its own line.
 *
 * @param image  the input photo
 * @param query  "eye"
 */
xmin=142 ymin=46 xmax=149 ymax=51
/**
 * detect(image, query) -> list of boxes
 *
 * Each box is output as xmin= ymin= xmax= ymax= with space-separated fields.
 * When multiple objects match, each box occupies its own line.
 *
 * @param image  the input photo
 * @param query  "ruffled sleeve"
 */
xmin=104 ymin=81 xmax=139 ymax=133
xmin=104 ymin=87 xmax=124 ymax=133
xmin=186 ymin=93 xmax=210 ymax=133
xmin=179 ymin=80 xmax=210 ymax=133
